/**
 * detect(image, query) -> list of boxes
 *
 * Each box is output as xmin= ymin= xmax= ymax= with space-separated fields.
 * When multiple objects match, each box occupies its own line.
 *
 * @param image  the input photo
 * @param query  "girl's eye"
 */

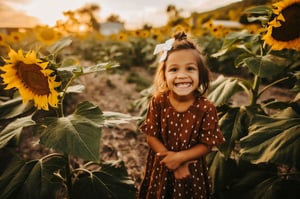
xmin=187 ymin=66 xmax=197 ymax=71
xmin=169 ymin=68 xmax=177 ymax=72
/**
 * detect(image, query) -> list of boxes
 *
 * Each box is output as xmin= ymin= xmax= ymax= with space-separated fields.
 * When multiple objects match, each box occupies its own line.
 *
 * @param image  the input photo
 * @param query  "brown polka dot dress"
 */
xmin=138 ymin=91 xmax=225 ymax=199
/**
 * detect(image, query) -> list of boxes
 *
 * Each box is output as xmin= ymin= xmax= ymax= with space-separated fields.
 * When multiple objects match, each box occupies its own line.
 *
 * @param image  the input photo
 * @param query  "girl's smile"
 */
xmin=165 ymin=49 xmax=200 ymax=99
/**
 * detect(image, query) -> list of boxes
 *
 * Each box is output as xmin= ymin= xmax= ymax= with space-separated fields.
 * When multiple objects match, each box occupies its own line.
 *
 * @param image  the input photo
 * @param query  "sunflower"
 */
xmin=117 ymin=32 xmax=129 ymax=42
xmin=34 ymin=25 xmax=61 ymax=45
xmin=7 ymin=31 xmax=24 ymax=44
xmin=263 ymin=0 xmax=300 ymax=50
xmin=0 ymin=49 xmax=61 ymax=110
xmin=0 ymin=32 xmax=8 ymax=47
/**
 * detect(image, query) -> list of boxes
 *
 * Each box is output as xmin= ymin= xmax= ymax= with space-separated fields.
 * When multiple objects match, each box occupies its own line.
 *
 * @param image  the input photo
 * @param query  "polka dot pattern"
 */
xmin=138 ymin=92 xmax=225 ymax=199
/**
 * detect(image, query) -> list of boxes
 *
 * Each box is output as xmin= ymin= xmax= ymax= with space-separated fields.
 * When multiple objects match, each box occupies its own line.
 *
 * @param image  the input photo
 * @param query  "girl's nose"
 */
xmin=177 ymin=71 xmax=188 ymax=78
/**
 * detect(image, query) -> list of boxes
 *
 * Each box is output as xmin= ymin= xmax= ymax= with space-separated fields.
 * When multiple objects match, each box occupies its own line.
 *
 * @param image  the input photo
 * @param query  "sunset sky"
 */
xmin=0 ymin=0 xmax=241 ymax=29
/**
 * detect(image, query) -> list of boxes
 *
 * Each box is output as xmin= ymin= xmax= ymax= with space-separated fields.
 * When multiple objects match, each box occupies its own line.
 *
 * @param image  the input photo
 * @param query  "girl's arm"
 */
xmin=158 ymin=143 xmax=211 ymax=170
xmin=146 ymin=135 xmax=168 ymax=153
xmin=178 ymin=143 xmax=211 ymax=163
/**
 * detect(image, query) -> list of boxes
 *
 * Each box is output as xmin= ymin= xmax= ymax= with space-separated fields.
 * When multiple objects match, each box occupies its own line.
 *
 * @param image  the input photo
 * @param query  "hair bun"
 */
xmin=174 ymin=32 xmax=187 ymax=40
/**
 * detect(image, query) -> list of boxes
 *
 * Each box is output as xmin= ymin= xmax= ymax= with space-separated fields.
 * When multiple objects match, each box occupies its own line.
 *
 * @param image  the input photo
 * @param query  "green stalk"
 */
xmin=250 ymin=41 xmax=265 ymax=107
xmin=59 ymin=74 xmax=76 ymax=117
xmin=251 ymin=74 xmax=261 ymax=107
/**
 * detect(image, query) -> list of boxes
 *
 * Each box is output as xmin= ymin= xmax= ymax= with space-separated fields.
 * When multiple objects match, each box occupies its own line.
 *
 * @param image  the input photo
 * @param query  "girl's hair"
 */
xmin=153 ymin=32 xmax=210 ymax=96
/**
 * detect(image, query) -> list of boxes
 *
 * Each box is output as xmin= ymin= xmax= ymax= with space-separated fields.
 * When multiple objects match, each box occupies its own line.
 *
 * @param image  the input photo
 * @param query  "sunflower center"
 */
xmin=271 ymin=3 xmax=300 ymax=41
xmin=16 ymin=61 xmax=50 ymax=95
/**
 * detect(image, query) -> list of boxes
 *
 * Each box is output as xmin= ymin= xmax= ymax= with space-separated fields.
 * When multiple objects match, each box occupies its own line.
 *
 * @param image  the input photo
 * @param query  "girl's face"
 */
xmin=164 ymin=49 xmax=200 ymax=98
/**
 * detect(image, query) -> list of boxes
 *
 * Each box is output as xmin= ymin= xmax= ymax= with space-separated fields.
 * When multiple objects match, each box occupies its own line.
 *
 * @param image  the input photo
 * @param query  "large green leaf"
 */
xmin=208 ymin=75 xmax=245 ymax=106
xmin=207 ymin=151 xmax=238 ymax=199
xmin=218 ymin=106 xmax=250 ymax=158
xmin=0 ymin=154 xmax=65 ymax=199
xmin=57 ymin=62 xmax=119 ymax=77
xmin=0 ymin=97 xmax=33 ymax=120
xmin=40 ymin=101 xmax=103 ymax=161
xmin=71 ymin=160 xmax=136 ymax=199
xmin=0 ymin=115 xmax=35 ymax=148
xmin=0 ymin=156 xmax=26 ymax=198
xmin=244 ymin=54 xmax=289 ymax=78
xmin=243 ymin=5 xmax=273 ymax=25
xmin=251 ymin=177 xmax=300 ymax=199
xmin=218 ymin=30 xmax=254 ymax=51
xmin=82 ymin=62 xmax=120 ymax=74
xmin=228 ymin=163 xmax=276 ymax=199
xmin=239 ymin=114 xmax=300 ymax=168
xmin=102 ymin=111 xmax=141 ymax=127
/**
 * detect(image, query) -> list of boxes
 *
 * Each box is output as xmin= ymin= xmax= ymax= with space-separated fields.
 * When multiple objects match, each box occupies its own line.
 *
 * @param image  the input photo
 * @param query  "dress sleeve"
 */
xmin=139 ymin=96 xmax=161 ymax=137
xmin=199 ymin=102 xmax=225 ymax=146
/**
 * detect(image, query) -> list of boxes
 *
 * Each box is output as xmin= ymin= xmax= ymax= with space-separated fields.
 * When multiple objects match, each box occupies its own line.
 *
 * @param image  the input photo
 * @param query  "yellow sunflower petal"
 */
xmin=48 ymin=92 xmax=60 ymax=108
xmin=268 ymin=19 xmax=282 ymax=28
xmin=25 ymin=50 xmax=39 ymax=64
xmin=277 ymin=13 xmax=285 ymax=22
xmin=263 ymin=0 xmax=300 ymax=51
xmin=0 ymin=49 xmax=61 ymax=110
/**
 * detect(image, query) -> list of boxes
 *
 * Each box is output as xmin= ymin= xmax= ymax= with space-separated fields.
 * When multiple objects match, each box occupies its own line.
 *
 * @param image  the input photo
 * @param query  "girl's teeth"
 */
xmin=175 ymin=83 xmax=191 ymax=88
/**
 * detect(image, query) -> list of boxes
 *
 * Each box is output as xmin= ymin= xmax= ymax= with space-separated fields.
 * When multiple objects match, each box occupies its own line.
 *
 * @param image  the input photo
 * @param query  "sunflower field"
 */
xmin=0 ymin=0 xmax=300 ymax=198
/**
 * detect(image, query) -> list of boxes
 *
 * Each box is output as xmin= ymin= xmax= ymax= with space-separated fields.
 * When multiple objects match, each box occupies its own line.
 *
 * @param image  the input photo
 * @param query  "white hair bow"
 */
xmin=153 ymin=38 xmax=175 ymax=62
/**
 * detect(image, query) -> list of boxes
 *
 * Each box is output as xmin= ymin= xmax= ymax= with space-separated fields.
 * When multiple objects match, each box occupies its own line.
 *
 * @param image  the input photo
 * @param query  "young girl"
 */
xmin=138 ymin=32 xmax=225 ymax=199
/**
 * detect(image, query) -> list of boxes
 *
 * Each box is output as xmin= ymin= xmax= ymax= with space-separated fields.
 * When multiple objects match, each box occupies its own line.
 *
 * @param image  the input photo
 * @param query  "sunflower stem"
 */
xmin=251 ymin=74 xmax=260 ymax=106
xmin=59 ymin=74 xmax=76 ymax=117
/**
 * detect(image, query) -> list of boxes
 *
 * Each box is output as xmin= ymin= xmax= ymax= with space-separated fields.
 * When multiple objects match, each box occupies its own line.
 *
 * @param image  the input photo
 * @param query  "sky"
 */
xmin=0 ymin=0 xmax=241 ymax=29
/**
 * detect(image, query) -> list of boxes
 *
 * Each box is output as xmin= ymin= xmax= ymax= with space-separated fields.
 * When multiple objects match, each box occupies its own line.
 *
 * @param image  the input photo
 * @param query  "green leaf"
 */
xmin=82 ymin=62 xmax=120 ymax=74
xmin=47 ymin=36 xmax=72 ymax=55
xmin=0 ymin=155 xmax=25 ymax=198
xmin=102 ymin=111 xmax=141 ymax=127
xmin=240 ymin=114 xmax=300 ymax=167
xmin=228 ymin=164 xmax=276 ymax=199
xmin=243 ymin=5 xmax=273 ymax=16
xmin=207 ymin=151 xmax=237 ymax=198
xmin=291 ymin=71 xmax=300 ymax=92
xmin=220 ymin=30 xmax=254 ymax=50
xmin=244 ymin=54 xmax=289 ymax=78
xmin=234 ymin=52 xmax=253 ymax=68
xmin=0 ymin=115 xmax=35 ymax=148
xmin=40 ymin=101 xmax=103 ymax=161
xmin=218 ymin=107 xmax=250 ymax=157
xmin=251 ymin=177 xmax=300 ymax=199
xmin=208 ymin=75 xmax=245 ymax=106
xmin=243 ymin=5 xmax=273 ymax=25
xmin=0 ymin=97 xmax=33 ymax=120
xmin=61 ymin=58 xmax=78 ymax=67
xmin=71 ymin=160 xmax=136 ymax=199
xmin=66 ymin=84 xmax=85 ymax=94
xmin=263 ymin=100 xmax=292 ymax=110
xmin=0 ymin=155 xmax=66 ymax=199
xmin=57 ymin=62 xmax=119 ymax=78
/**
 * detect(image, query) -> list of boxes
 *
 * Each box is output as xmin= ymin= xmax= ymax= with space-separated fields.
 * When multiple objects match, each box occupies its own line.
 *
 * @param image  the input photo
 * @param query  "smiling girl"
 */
xmin=138 ymin=32 xmax=225 ymax=199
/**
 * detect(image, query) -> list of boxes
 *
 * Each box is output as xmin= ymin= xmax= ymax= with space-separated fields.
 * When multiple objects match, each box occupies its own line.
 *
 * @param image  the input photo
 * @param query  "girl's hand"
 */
xmin=157 ymin=151 xmax=184 ymax=170
xmin=174 ymin=162 xmax=191 ymax=179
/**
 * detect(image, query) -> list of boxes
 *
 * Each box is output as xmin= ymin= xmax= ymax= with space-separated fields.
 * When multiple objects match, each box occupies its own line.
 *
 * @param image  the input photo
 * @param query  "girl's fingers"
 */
xmin=156 ymin=151 xmax=168 ymax=157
